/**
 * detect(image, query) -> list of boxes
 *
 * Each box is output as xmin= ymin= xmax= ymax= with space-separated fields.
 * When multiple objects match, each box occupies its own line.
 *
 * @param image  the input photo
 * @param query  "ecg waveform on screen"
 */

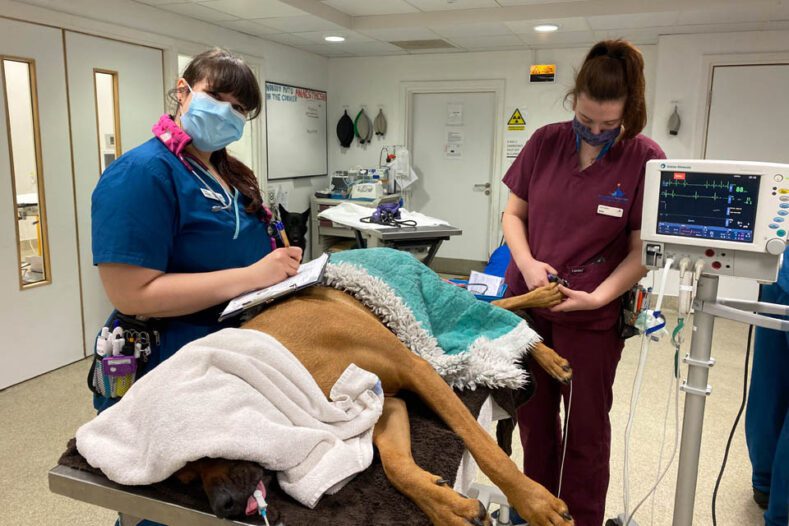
xmin=657 ymin=171 xmax=760 ymax=243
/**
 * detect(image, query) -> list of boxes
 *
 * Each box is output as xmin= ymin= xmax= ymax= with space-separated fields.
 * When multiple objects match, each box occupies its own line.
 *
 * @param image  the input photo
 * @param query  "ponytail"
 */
xmin=210 ymin=148 xmax=265 ymax=217
xmin=570 ymin=39 xmax=647 ymax=140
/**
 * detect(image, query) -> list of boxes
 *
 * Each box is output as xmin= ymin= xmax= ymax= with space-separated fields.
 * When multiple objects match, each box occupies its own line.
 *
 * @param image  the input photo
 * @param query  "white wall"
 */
xmin=327 ymin=45 xmax=657 ymax=240
xmin=650 ymin=29 xmax=789 ymax=159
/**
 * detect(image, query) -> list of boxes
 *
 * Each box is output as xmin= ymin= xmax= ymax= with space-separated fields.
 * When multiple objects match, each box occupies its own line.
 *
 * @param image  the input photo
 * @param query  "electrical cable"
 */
xmin=558 ymin=379 xmax=573 ymax=499
xmin=711 ymin=324 xmax=753 ymax=526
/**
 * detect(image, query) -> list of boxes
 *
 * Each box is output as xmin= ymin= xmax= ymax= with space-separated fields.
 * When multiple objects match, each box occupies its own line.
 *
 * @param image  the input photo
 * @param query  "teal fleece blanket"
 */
xmin=324 ymin=248 xmax=540 ymax=389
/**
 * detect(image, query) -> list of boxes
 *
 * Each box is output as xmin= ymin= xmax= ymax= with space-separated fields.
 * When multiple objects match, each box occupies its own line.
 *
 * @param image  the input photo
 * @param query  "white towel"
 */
xmin=76 ymin=328 xmax=384 ymax=508
xmin=318 ymin=202 xmax=449 ymax=230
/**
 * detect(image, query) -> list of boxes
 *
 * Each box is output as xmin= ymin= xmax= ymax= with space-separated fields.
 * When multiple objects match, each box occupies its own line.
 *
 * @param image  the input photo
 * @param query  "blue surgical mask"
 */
xmin=572 ymin=116 xmax=620 ymax=147
xmin=180 ymin=83 xmax=246 ymax=152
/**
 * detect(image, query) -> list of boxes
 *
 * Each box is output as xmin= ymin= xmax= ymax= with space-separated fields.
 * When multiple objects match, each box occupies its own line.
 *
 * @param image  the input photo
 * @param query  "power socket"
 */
xmin=265 ymin=188 xmax=276 ymax=205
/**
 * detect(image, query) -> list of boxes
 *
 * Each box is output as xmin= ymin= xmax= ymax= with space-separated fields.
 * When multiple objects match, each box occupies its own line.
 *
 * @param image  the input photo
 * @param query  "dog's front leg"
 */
xmin=491 ymin=283 xmax=563 ymax=311
xmin=374 ymin=397 xmax=491 ymax=525
xmin=402 ymin=357 xmax=573 ymax=526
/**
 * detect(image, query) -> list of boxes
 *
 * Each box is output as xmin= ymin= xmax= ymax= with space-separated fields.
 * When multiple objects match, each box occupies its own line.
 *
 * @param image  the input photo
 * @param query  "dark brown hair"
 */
xmin=570 ymin=39 xmax=646 ymax=140
xmin=172 ymin=48 xmax=265 ymax=216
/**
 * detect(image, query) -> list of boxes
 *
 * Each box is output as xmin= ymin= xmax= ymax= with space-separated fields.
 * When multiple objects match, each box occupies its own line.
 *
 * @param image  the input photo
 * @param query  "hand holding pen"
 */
xmin=248 ymin=245 xmax=302 ymax=289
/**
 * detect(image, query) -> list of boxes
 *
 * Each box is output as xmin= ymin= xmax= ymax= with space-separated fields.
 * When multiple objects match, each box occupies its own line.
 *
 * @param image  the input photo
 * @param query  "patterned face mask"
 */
xmin=572 ymin=116 xmax=621 ymax=147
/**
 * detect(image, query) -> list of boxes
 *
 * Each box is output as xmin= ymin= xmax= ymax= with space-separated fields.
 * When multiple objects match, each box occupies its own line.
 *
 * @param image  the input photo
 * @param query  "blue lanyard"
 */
xmin=575 ymin=134 xmax=613 ymax=160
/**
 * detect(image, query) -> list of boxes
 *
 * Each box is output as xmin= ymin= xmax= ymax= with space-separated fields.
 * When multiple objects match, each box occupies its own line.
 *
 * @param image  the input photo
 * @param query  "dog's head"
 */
xmin=278 ymin=203 xmax=310 ymax=251
xmin=177 ymin=458 xmax=275 ymax=519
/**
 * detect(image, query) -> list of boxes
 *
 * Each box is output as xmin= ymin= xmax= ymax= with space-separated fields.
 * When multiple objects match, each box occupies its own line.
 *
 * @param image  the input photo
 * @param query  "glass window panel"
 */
xmin=2 ymin=58 xmax=49 ymax=287
xmin=94 ymin=71 xmax=120 ymax=173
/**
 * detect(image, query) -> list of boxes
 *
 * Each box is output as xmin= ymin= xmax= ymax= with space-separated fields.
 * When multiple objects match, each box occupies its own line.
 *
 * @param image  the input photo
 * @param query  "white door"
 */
xmin=704 ymin=63 xmax=789 ymax=300
xmin=410 ymin=91 xmax=496 ymax=262
xmin=0 ymin=19 xmax=83 ymax=389
xmin=65 ymin=32 xmax=164 ymax=353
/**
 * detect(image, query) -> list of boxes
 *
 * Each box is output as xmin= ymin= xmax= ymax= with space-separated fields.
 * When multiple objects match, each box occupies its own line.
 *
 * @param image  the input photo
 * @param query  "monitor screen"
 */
xmin=657 ymin=170 xmax=760 ymax=243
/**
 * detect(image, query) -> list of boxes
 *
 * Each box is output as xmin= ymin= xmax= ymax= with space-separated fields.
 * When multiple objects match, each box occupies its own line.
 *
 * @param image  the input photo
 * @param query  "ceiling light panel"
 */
xmin=296 ymin=30 xmax=374 ymax=44
xmin=321 ymin=0 xmax=419 ymax=16
xmin=505 ymin=17 xmax=590 ymax=33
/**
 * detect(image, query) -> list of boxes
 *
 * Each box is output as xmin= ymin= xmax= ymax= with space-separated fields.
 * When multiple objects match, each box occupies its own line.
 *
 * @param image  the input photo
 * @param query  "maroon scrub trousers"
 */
xmin=503 ymin=121 xmax=665 ymax=525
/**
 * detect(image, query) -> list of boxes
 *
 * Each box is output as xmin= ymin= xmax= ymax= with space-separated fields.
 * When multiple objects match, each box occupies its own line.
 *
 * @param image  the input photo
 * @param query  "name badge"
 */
xmin=201 ymin=188 xmax=224 ymax=203
xmin=597 ymin=204 xmax=623 ymax=218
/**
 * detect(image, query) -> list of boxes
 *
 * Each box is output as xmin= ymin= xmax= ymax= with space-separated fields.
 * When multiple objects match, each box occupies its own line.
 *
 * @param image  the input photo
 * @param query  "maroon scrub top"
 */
xmin=503 ymin=121 xmax=665 ymax=329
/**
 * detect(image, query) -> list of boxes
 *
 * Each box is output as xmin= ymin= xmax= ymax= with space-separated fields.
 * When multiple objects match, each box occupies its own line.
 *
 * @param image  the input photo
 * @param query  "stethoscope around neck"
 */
xmin=183 ymin=155 xmax=242 ymax=239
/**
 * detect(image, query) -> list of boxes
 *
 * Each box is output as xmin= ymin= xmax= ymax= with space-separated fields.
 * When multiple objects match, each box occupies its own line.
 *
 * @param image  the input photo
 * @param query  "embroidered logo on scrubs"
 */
xmin=599 ymin=183 xmax=629 ymax=204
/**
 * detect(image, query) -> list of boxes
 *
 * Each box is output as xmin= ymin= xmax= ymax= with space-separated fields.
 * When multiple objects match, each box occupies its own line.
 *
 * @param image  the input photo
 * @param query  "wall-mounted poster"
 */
xmin=265 ymin=81 xmax=328 ymax=180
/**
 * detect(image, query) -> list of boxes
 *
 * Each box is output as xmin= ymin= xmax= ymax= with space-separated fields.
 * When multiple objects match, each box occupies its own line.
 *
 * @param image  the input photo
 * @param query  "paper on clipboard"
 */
xmin=219 ymin=253 xmax=329 ymax=321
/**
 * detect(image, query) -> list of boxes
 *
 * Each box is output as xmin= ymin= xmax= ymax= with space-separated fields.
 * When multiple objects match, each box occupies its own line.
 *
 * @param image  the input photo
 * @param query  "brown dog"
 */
xmin=177 ymin=282 xmax=573 ymax=526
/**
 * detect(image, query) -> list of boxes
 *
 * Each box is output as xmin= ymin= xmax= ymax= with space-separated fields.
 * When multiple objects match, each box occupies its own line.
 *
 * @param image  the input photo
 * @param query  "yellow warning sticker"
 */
xmin=529 ymin=64 xmax=556 ymax=83
xmin=507 ymin=108 xmax=526 ymax=130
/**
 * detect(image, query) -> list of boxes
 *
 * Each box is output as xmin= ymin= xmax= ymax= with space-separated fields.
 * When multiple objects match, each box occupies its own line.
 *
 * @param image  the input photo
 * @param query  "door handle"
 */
xmin=473 ymin=182 xmax=491 ymax=196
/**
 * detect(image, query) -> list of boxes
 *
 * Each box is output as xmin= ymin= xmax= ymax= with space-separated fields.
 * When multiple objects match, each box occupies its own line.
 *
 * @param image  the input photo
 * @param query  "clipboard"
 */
xmin=219 ymin=253 xmax=329 ymax=322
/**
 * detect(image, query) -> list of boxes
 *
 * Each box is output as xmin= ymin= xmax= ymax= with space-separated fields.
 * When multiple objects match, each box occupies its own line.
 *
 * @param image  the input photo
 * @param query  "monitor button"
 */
xmin=776 ymin=174 xmax=785 ymax=182
xmin=770 ymin=224 xmax=779 ymax=229
xmin=780 ymin=210 xmax=789 ymax=216
xmin=775 ymin=217 xmax=785 ymax=223
xmin=781 ymin=203 xmax=789 ymax=208
xmin=779 ymin=229 xmax=787 ymax=237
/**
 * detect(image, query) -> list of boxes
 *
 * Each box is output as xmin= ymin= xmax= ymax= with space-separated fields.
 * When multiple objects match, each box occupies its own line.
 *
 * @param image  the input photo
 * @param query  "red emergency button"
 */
xmin=711 ymin=261 xmax=721 ymax=270
xmin=705 ymin=249 xmax=715 ymax=257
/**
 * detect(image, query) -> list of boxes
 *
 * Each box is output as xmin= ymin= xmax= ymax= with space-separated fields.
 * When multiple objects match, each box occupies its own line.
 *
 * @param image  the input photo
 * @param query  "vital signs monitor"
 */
xmin=641 ymin=159 xmax=788 ymax=281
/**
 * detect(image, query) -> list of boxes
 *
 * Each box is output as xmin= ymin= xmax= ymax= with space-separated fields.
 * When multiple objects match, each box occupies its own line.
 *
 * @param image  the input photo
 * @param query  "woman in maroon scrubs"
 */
xmin=502 ymin=39 xmax=665 ymax=525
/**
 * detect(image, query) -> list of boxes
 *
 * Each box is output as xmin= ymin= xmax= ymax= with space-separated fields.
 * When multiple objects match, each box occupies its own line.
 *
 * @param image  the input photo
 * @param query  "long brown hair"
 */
xmin=171 ymin=48 xmax=265 ymax=216
xmin=569 ymin=39 xmax=646 ymax=140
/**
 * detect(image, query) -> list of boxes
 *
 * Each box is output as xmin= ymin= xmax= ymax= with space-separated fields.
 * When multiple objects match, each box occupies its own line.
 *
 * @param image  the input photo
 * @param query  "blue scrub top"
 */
xmin=92 ymin=137 xmax=271 ymax=408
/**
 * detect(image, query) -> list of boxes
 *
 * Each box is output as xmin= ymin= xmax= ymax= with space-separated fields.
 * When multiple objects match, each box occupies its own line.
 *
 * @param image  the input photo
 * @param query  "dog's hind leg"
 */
xmin=374 ymin=396 xmax=490 ymax=526
xmin=401 ymin=358 xmax=573 ymax=526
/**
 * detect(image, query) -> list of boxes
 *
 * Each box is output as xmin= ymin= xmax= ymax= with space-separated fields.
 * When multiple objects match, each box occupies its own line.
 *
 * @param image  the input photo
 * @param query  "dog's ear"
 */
xmin=278 ymin=203 xmax=289 ymax=219
xmin=301 ymin=208 xmax=311 ymax=223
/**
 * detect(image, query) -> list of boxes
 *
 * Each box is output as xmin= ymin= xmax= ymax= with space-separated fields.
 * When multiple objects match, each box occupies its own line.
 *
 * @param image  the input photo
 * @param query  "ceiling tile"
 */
xmin=327 ymin=41 xmax=407 ymax=55
xmin=197 ymin=0 xmax=305 ymax=19
xmin=766 ymin=19 xmax=789 ymax=30
xmin=505 ymin=17 xmax=590 ymax=33
xmin=158 ymin=2 xmax=238 ymax=22
xmin=219 ymin=19 xmax=282 ymax=36
xmin=678 ymin=6 xmax=773 ymax=25
xmin=600 ymin=27 xmax=664 ymax=45
xmin=407 ymin=47 xmax=466 ymax=54
xmin=264 ymin=32 xmax=316 ymax=46
xmin=496 ymin=0 xmax=592 ymax=4
xmin=294 ymin=30 xmax=375 ymax=44
xmin=518 ymin=29 xmax=596 ymax=47
xmin=358 ymin=27 xmax=442 ymax=42
xmin=587 ymin=12 xmax=679 ymax=31
xmin=448 ymin=34 xmax=525 ymax=50
xmin=321 ymin=0 xmax=419 ymax=16
xmin=404 ymin=0 xmax=500 ymax=11
xmin=430 ymin=21 xmax=513 ymax=38
xmin=261 ymin=14 xmax=344 ymax=32
xmin=667 ymin=22 xmax=767 ymax=35
xmin=134 ymin=0 xmax=190 ymax=6
xmin=300 ymin=44 xmax=355 ymax=57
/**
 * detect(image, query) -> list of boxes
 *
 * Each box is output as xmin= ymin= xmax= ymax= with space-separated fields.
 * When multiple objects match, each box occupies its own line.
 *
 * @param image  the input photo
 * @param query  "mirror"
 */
xmin=94 ymin=70 xmax=120 ymax=173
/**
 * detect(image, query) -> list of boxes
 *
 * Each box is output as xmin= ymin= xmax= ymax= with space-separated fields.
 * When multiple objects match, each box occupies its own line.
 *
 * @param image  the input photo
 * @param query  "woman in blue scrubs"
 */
xmin=92 ymin=47 xmax=301 ymax=526
xmin=91 ymin=48 xmax=302 ymax=407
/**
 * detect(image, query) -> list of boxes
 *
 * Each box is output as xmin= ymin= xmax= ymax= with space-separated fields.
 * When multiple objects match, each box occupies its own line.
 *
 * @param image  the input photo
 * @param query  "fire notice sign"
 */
xmin=530 ymin=64 xmax=556 ymax=83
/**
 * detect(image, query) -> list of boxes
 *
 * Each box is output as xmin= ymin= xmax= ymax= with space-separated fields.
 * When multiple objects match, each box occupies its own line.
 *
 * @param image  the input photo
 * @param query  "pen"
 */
xmin=275 ymin=221 xmax=290 ymax=247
